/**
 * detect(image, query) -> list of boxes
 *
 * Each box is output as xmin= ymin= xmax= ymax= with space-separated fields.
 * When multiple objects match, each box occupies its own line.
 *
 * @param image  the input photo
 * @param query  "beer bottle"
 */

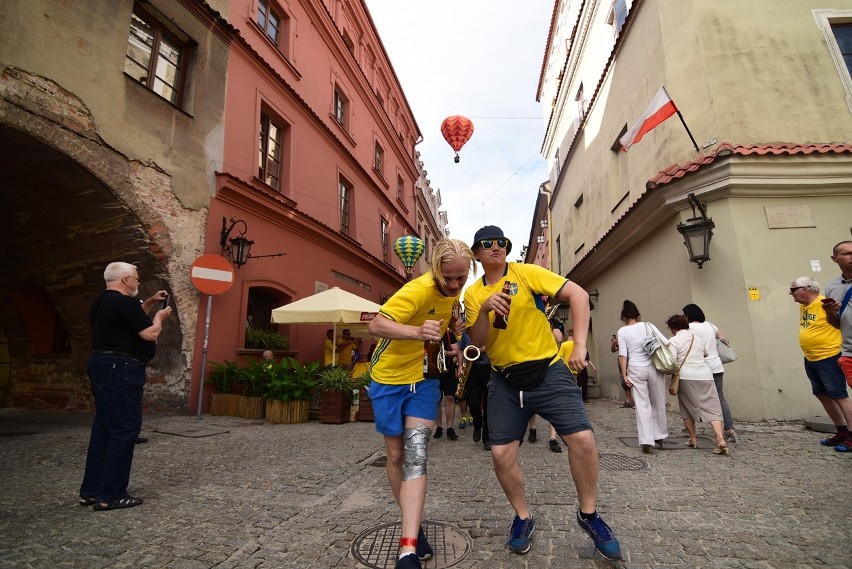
xmin=423 ymin=340 xmax=441 ymax=377
xmin=493 ymin=281 xmax=513 ymax=329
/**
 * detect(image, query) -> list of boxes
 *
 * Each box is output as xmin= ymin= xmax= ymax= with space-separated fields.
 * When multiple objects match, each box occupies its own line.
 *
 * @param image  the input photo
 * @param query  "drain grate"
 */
xmin=598 ymin=453 xmax=647 ymax=471
xmin=370 ymin=455 xmax=387 ymax=467
xmin=351 ymin=520 xmax=472 ymax=568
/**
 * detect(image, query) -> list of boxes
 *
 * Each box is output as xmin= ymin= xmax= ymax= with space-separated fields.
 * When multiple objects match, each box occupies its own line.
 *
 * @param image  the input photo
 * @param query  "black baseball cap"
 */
xmin=472 ymin=225 xmax=512 ymax=255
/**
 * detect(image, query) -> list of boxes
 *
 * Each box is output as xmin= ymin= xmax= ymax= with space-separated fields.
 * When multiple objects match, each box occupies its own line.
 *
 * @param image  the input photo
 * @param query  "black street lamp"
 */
xmin=220 ymin=217 xmax=253 ymax=268
xmin=676 ymin=193 xmax=715 ymax=269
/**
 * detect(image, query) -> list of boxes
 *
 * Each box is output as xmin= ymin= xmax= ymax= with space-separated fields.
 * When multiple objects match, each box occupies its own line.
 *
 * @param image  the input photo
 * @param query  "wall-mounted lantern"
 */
xmin=676 ymin=193 xmax=715 ymax=269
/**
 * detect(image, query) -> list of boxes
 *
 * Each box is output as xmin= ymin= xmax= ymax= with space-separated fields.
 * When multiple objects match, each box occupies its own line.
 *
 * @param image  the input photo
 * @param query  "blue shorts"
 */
xmin=487 ymin=360 xmax=591 ymax=445
xmin=369 ymin=378 xmax=440 ymax=437
xmin=804 ymin=354 xmax=848 ymax=398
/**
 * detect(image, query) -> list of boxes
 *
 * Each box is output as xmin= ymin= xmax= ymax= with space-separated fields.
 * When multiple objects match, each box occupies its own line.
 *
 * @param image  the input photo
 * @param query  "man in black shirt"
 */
xmin=79 ymin=262 xmax=171 ymax=511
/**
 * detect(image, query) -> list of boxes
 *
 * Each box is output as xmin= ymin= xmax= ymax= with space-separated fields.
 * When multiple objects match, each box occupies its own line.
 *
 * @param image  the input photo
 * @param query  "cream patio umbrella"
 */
xmin=270 ymin=287 xmax=381 ymax=366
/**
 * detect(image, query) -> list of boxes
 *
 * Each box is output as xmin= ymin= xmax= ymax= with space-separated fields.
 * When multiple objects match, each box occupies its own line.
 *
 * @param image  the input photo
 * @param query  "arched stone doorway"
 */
xmin=0 ymin=68 xmax=199 ymax=412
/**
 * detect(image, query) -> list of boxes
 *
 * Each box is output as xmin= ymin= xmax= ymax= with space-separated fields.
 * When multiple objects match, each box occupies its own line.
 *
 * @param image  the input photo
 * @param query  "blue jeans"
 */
xmin=80 ymin=353 xmax=145 ymax=501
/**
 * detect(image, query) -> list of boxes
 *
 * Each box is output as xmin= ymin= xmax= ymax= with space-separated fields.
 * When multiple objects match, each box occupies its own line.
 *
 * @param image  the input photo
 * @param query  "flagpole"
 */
xmin=675 ymin=109 xmax=700 ymax=153
xmin=659 ymin=86 xmax=699 ymax=153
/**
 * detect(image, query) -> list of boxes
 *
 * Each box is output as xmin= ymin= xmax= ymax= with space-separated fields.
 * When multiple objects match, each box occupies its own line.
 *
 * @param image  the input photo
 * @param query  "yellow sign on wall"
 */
xmin=749 ymin=287 xmax=760 ymax=301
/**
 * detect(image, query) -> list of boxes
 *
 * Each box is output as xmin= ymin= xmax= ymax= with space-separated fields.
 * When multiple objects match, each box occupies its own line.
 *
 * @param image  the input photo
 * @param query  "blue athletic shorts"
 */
xmin=804 ymin=354 xmax=848 ymax=398
xmin=487 ymin=360 xmax=591 ymax=445
xmin=369 ymin=378 xmax=440 ymax=437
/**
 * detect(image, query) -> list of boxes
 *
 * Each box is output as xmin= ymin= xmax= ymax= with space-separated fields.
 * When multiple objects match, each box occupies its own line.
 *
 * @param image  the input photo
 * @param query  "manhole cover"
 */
xmin=351 ymin=520 xmax=471 ymax=568
xmin=598 ymin=453 xmax=647 ymax=471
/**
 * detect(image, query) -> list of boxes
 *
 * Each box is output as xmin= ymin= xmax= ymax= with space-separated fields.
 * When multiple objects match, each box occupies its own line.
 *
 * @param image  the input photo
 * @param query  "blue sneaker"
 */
xmin=395 ymin=552 xmax=421 ymax=569
xmin=459 ymin=416 xmax=467 ymax=429
xmin=416 ymin=525 xmax=432 ymax=560
xmin=835 ymin=438 xmax=852 ymax=452
xmin=821 ymin=433 xmax=845 ymax=446
xmin=507 ymin=515 xmax=535 ymax=554
xmin=576 ymin=510 xmax=622 ymax=561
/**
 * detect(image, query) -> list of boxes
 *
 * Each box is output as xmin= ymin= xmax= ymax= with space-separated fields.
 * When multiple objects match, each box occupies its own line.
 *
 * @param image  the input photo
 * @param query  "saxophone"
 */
xmin=455 ymin=344 xmax=481 ymax=399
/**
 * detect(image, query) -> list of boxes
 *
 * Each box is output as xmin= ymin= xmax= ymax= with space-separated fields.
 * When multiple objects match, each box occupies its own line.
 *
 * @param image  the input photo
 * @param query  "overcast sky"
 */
xmin=364 ymin=0 xmax=554 ymax=259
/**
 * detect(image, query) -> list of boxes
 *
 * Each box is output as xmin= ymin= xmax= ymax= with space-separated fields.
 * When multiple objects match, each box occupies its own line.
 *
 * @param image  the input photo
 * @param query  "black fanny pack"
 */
xmin=496 ymin=355 xmax=554 ymax=391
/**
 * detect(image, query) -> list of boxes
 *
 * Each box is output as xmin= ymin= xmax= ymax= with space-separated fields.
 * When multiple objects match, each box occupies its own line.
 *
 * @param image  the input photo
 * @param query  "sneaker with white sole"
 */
xmin=506 ymin=515 xmax=535 ymax=554
xmin=576 ymin=510 xmax=622 ymax=561
xmin=395 ymin=553 xmax=421 ymax=569
xmin=416 ymin=525 xmax=433 ymax=560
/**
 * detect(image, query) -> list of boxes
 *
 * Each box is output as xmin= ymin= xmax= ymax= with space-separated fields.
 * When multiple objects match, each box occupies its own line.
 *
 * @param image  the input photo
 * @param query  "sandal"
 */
xmin=621 ymin=402 xmax=634 ymax=408
xmin=79 ymin=496 xmax=96 ymax=507
xmin=92 ymin=496 xmax=144 ymax=511
xmin=685 ymin=438 xmax=697 ymax=448
xmin=713 ymin=443 xmax=730 ymax=456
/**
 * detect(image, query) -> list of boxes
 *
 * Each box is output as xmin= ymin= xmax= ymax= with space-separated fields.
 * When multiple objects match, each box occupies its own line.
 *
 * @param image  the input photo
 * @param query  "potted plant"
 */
xmin=237 ymin=357 xmax=274 ymax=420
xmin=318 ymin=365 xmax=355 ymax=424
xmin=207 ymin=360 xmax=242 ymax=416
xmin=354 ymin=370 xmax=374 ymax=422
xmin=265 ymin=357 xmax=320 ymax=424
xmin=245 ymin=327 xmax=289 ymax=351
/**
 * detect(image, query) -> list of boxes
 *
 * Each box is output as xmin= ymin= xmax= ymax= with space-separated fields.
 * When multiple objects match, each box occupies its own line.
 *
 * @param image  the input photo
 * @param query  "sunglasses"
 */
xmin=789 ymin=286 xmax=805 ymax=293
xmin=479 ymin=238 xmax=508 ymax=250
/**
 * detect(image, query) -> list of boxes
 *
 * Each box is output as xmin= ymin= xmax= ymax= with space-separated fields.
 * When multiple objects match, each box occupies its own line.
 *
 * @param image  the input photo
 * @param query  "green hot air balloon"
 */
xmin=393 ymin=235 xmax=425 ymax=280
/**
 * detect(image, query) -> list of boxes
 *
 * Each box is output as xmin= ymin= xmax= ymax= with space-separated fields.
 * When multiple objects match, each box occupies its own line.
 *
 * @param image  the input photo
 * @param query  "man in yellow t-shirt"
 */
xmin=367 ymin=238 xmax=475 ymax=567
xmin=465 ymin=225 xmax=621 ymax=561
xmin=790 ymin=276 xmax=852 ymax=452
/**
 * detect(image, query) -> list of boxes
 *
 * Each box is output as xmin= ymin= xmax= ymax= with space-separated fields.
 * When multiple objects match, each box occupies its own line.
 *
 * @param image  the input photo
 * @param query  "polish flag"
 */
xmin=620 ymin=86 xmax=678 ymax=152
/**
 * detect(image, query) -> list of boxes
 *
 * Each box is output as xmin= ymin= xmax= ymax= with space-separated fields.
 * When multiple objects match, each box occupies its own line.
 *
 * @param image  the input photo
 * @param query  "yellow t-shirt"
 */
xmin=799 ymin=296 xmax=841 ymax=361
xmin=323 ymin=339 xmax=334 ymax=366
xmin=558 ymin=340 xmax=575 ymax=373
xmin=464 ymin=263 xmax=566 ymax=369
xmin=370 ymin=272 xmax=459 ymax=385
xmin=338 ymin=340 xmax=355 ymax=366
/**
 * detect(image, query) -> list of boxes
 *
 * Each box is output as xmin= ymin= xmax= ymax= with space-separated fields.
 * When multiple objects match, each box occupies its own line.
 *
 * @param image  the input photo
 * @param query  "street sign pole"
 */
xmin=196 ymin=295 xmax=213 ymax=419
xmin=189 ymin=254 xmax=235 ymax=420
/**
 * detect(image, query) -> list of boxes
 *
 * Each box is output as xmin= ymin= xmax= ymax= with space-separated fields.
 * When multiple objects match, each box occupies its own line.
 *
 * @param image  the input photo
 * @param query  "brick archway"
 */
xmin=0 ymin=67 xmax=198 ymax=412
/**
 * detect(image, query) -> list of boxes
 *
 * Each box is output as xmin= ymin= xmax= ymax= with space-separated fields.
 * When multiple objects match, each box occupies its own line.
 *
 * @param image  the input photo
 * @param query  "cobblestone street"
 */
xmin=0 ymin=399 xmax=849 ymax=568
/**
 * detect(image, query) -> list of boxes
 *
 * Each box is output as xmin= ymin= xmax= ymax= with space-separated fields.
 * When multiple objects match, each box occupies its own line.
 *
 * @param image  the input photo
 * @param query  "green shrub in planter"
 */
xmin=245 ymin=327 xmax=289 ymax=350
xmin=264 ymin=357 xmax=320 ymax=402
xmin=208 ymin=360 xmax=242 ymax=393
xmin=317 ymin=365 xmax=355 ymax=392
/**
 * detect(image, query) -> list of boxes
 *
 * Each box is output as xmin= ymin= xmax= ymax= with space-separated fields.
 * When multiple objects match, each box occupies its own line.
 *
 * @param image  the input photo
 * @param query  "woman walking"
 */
xmin=682 ymin=303 xmax=738 ymax=442
xmin=666 ymin=315 xmax=728 ymax=455
xmin=616 ymin=300 xmax=669 ymax=454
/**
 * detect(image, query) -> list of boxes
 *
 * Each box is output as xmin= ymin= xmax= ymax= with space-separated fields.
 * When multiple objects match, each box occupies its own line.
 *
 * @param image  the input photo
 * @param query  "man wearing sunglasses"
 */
xmin=789 ymin=276 xmax=851 ymax=452
xmin=464 ymin=225 xmax=622 ymax=561
xmin=368 ymin=238 xmax=475 ymax=569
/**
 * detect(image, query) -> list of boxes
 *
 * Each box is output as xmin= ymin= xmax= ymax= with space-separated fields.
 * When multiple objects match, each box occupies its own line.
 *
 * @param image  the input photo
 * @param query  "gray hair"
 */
xmin=791 ymin=276 xmax=819 ymax=293
xmin=104 ymin=262 xmax=137 ymax=283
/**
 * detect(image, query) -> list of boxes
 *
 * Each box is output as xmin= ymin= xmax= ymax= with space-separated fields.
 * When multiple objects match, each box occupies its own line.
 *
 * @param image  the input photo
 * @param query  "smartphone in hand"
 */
xmin=161 ymin=293 xmax=169 ymax=310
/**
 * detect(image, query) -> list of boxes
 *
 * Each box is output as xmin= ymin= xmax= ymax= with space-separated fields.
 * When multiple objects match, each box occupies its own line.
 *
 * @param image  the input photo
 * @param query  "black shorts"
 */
xmin=487 ymin=360 xmax=591 ymax=445
xmin=439 ymin=371 xmax=459 ymax=396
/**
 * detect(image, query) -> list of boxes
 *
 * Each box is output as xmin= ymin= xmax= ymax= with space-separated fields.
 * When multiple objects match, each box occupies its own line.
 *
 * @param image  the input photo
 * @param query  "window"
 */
xmin=833 ymin=23 xmax=852 ymax=77
xmin=333 ymin=87 xmax=348 ymax=128
xmin=124 ymin=4 xmax=188 ymax=105
xmin=814 ymin=10 xmax=852 ymax=114
xmin=556 ymin=236 xmax=562 ymax=275
xmin=259 ymin=111 xmax=284 ymax=190
xmin=374 ymin=143 xmax=384 ymax=175
xmin=258 ymin=0 xmax=289 ymax=49
xmin=608 ymin=0 xmax=628 ymax=37
xmin=339 ymin=176 xmax=352 ymax=235
xmin=245 ymin=287 xmax=290 ymax=349
xmin=396 ymin=175 xmax=404 ymax=200
xmin=381 ymin=218 xmax=389 ymax=262
xmin=575 ymin=83 xmax=586 ymax=121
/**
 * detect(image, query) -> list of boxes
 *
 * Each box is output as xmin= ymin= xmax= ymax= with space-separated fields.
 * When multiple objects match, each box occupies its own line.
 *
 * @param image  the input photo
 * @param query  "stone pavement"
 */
xmin=0 ymin=399 xmax=849 ymax=569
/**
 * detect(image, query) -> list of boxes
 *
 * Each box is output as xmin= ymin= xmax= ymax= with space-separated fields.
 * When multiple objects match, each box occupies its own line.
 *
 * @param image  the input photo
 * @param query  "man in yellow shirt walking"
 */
xmin=790 ymin=276 xmax=852 ymax=452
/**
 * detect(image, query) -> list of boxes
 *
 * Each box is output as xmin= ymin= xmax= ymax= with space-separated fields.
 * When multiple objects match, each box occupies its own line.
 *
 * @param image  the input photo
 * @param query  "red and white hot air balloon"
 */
xmin=440 ymin=115 xmax=474 ymax=163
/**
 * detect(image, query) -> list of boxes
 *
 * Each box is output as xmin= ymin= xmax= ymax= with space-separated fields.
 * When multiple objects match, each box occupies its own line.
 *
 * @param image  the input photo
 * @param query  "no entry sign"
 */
xmin=190 ymin=254 xmax=234 ymax=295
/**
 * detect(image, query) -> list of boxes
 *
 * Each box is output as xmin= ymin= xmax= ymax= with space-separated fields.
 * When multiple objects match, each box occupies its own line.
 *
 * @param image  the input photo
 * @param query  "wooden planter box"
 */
xmin=210 ymin=393 xmax=241 ymax=416
xmin=238 ymin=396 xmax=266 ymax=420
xmin=266 ymin=400 xmax=310 ymax=424
xmin=320 ymin=389 xmax=352 ymax=424
xmin=358 ymin=388 xmax=374 ymax=422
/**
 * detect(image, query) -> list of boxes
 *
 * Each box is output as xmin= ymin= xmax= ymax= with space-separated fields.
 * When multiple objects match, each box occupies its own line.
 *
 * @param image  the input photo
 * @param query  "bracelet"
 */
xmin=399 ymin=537 xmax=417 ymax=548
